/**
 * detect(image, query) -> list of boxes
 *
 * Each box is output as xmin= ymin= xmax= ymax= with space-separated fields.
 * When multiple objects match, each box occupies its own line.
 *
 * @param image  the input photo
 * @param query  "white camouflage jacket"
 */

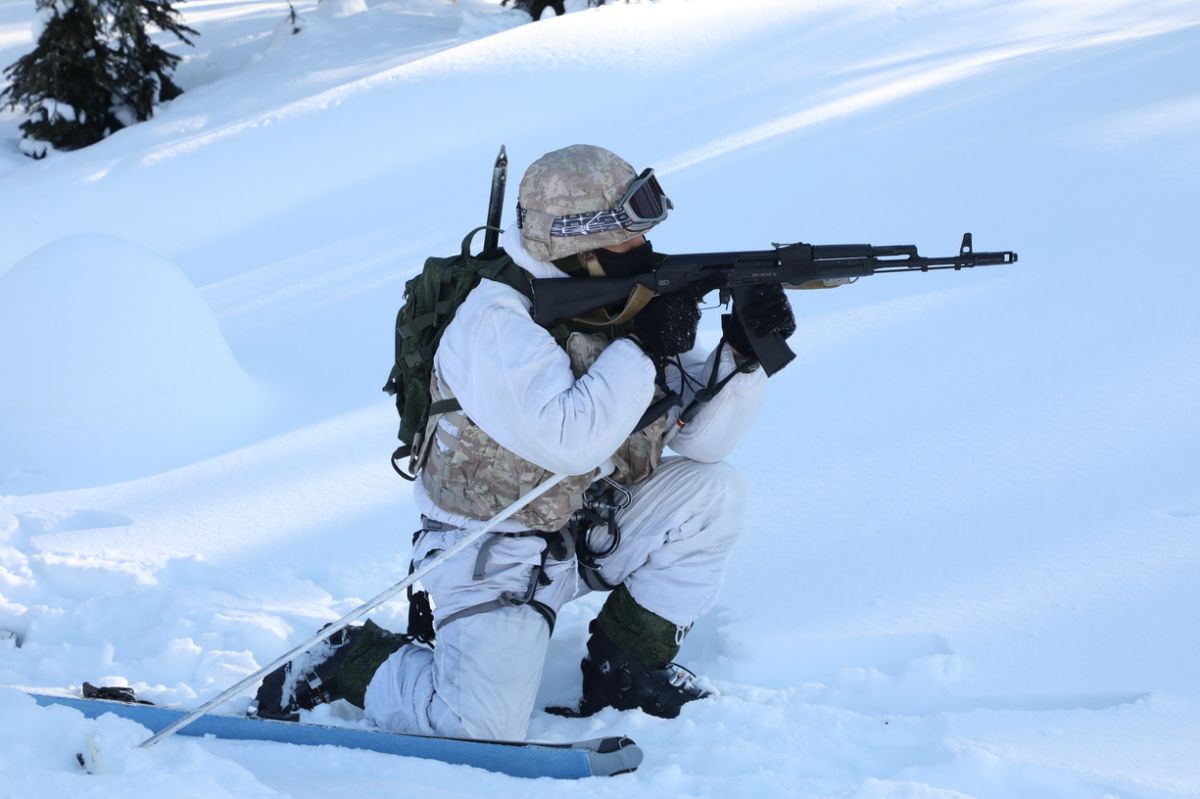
xmin=412 ymin=226 xmax=769 ymax=531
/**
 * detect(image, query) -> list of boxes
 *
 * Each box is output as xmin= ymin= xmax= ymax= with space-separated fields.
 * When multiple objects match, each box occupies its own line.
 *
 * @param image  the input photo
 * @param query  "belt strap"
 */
xmin=438 ymin=598 xmax=557 ymax=636
xmin=419 ymin=520 xmax=560 ymax=635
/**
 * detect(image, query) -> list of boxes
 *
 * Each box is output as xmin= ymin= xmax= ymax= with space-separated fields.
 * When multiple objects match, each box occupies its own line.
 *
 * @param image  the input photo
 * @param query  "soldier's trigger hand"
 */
xmin=630 ymin=293 xmax=702 ymax=359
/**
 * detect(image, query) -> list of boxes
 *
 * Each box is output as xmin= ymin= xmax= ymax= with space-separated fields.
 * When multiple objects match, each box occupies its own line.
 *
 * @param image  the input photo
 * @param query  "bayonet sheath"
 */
xmin=483 ymin=145 xmax=507 ymax=256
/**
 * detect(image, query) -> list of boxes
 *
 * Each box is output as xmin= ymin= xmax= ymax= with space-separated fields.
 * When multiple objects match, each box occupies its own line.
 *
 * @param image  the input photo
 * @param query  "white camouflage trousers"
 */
xmin=363 ymin=457 xmax=746 ymax=740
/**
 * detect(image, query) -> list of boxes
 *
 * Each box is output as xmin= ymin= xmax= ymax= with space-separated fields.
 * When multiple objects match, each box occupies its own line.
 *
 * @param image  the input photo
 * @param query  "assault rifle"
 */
xmin=530 ymin=232 xmax=1017 ymax=375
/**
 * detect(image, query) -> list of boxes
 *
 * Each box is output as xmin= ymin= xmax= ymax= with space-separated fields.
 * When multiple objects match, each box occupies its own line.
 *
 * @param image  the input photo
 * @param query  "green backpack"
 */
xmin=382 ymin=227 xmax=532 ymax=480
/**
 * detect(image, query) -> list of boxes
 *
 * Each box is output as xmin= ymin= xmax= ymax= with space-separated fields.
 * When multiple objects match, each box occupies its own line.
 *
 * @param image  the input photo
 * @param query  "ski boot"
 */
xmin=571 ymin=585 xmax=713 ymax=719
xmin=251 ymin=619 xmax=411 ymax=721
xmin=576 ymin=620 xmax=711 ymax=718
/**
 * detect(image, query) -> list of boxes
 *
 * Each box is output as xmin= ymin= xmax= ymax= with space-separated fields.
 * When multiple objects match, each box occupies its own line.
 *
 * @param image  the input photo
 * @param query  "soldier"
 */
xmin=255 ymin=144 xmax=796 ymax=740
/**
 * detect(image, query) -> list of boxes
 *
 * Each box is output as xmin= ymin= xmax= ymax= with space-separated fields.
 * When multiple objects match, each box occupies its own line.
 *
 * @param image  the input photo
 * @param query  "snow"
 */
xmin=0 ymin=235 xmax=269 ymax=491
xmin=1 ymin=0 xmax=1198 ymax=796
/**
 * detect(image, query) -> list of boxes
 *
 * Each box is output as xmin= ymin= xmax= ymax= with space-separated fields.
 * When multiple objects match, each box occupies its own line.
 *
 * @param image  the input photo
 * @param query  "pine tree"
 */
xmin=2 ymin=0 xmax=198 ymax=157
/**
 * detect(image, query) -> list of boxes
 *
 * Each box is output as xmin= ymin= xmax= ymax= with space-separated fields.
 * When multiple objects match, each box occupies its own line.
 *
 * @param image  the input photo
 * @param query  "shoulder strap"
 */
xmin=480 ymin=257 xmax=532 ymax=301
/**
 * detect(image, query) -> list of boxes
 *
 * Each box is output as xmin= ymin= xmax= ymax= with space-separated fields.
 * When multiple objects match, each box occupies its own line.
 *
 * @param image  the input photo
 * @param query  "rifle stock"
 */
xmin=531 ymin=275 xmax=657 ymax=324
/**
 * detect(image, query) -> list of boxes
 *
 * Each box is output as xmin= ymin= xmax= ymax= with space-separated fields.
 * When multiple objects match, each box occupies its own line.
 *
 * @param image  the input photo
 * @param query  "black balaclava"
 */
xmin=594 ymin=240 xmax=656 ymax=278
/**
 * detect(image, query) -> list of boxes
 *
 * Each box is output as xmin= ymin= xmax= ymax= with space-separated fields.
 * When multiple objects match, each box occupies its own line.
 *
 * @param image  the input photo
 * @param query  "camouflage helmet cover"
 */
xmin=517 ymin=144 xmax=654 ymax=262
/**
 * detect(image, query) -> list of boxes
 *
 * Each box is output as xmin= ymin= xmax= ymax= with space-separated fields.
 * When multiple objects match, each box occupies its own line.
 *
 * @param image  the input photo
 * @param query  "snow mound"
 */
xmin=0 ymin=235 xmax=268 ymax=492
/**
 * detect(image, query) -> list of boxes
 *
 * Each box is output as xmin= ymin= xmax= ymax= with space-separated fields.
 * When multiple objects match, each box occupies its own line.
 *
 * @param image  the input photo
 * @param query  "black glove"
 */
xmin=630 ymin=292 xmax=702 ymax=359
xmin=721 ymin=283 xmax=796 ymax=357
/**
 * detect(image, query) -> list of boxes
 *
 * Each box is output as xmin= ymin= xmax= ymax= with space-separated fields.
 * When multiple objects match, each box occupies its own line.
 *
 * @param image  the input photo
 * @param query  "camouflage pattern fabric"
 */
xmin=565 ymin=332 xmax=667 ymax=488
xmin=420 ymin=331 xmax=667 ymax=531
xmin=517 ymin=144 xmax=646 ymax=262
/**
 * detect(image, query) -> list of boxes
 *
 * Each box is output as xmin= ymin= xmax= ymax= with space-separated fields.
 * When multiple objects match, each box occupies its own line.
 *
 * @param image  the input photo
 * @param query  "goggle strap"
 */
xmin=536 ymin=168 xmax=672 ymax=239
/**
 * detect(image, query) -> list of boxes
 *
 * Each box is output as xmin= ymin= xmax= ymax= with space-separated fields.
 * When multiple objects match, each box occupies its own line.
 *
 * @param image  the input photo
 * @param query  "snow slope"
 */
xmin=2 ymin=0 xmax=1199 ymax=796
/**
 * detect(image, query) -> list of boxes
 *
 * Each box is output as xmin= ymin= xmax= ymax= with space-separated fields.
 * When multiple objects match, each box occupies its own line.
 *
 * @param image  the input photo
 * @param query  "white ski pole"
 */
xmin=139 ymin=471 xmax=569 ymax=749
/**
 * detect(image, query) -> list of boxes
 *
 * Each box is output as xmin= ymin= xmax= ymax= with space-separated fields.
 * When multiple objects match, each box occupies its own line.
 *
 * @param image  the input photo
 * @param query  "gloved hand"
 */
xmin=721 ymin=283 xmax=796 ymax=357
xmin=630 ymin=292 xmax=702 ymax=359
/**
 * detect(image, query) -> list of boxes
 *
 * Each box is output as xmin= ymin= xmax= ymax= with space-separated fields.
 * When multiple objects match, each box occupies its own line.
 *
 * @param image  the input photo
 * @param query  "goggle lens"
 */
xmin=624 ymin=169 xmax=671 ymax=222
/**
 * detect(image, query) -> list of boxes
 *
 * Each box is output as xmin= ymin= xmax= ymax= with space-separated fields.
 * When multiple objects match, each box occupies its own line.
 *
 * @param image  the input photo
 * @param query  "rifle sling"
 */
xmin=676 ymin=341 xmax=751 ymax=427
xmin=570 ymin=284 xmax=656 ymax=328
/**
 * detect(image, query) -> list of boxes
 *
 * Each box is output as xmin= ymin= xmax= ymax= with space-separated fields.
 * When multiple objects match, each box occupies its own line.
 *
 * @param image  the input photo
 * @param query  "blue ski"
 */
xmin=28 ymin=692 xmax=642 ymax=779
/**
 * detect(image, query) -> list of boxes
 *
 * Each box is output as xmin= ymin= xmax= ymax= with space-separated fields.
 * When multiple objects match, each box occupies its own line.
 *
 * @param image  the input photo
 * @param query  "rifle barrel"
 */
xmin=868 ymin=250 xmax=1017 ymax=272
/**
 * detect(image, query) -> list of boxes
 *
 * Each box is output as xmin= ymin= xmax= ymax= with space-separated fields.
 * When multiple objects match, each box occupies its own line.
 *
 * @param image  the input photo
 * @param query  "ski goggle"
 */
xmin=544 ymin=168 xmax=673 ymax=238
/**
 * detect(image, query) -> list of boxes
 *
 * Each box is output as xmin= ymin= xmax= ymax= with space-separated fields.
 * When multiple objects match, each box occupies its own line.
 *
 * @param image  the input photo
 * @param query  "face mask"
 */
xmin=595 ymin=240 xmax=656 ymax=278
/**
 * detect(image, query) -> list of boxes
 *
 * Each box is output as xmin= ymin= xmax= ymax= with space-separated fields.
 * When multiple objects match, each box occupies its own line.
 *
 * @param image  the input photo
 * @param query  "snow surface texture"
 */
xmin=0 ymin=235 xmax=269 ymax=489
xmin=2 ymin=0 xmax=1199 ymax=796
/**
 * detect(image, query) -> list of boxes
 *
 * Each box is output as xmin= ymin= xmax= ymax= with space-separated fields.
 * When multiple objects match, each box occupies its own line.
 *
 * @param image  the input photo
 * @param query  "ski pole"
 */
xmin=139 ymin=471 xmax=570 ymax=749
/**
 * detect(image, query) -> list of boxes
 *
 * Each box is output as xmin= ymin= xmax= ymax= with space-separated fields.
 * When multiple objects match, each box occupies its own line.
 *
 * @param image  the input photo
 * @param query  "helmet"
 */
xmin=516 ymin=144 xmax=671 ymax=262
